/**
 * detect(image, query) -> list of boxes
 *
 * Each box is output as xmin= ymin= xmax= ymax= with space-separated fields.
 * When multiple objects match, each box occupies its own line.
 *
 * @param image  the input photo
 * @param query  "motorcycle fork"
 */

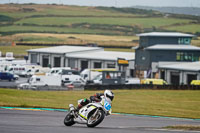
xmin=92 ymin=108 xmax=99 ymax=118
xmin=71 ymin=110 xmax=79 ymax=118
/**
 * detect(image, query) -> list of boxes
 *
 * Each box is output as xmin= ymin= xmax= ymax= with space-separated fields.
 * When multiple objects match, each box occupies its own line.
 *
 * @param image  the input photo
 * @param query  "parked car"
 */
xmin=191 ymin=80 xmax=200 ymax=85
xmin=62 ymin=75 xmax=85 ymax=85
xmin=0 ymin=72 xmax=18 ymax=81
xmin=125 ymin=78 xmax=140 ymax=84
xmin=65 ymin=80 xmax=85 ymax=90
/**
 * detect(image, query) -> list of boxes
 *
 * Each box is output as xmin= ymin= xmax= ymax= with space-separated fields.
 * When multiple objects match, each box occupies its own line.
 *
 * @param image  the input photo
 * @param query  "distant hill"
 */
xmin=133 ymin=6 xmax=200 ymax=16
xmin=0 ymin=4 xmax=200 ymax=37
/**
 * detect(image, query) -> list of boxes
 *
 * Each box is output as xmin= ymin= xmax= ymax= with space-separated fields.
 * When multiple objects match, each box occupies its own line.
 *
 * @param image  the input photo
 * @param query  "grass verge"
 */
xmin=0 ymin=45 xmax=47 ymax=56
xmin=165 ymin=125 xmax=200 ymax=131
xmin=0 ymin=45 xmax=134 ymax=58
xmin=0 ymin=88 xmax=200 ymax=119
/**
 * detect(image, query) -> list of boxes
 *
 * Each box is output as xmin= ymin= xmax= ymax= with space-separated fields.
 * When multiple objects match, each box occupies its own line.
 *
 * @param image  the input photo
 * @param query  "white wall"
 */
xmin=160 ymin=69 xmax=200 ymax=85
xmin=29 ymin=52 xmax=134 ymax=77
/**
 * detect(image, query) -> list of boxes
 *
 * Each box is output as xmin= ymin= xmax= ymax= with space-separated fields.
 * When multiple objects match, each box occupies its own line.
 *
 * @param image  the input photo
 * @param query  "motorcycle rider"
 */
xmin=76 ymin=90 xmax=114 ymax=111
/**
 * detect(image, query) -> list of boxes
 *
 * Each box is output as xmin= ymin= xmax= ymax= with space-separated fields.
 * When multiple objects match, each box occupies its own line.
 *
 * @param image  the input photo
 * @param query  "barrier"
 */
xmin=1 ymin=84 xmax=200 ymax=91
xmin=84 ymin=84 xmax=200 ymax=90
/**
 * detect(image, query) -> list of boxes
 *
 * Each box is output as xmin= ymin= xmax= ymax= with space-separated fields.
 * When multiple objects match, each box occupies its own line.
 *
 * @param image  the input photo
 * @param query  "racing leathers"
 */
xmin=77 ymin=93 xmax=104 ymax=110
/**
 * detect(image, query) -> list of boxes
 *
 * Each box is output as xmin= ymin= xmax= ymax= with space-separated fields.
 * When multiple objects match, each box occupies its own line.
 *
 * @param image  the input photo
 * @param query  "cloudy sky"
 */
xmin=1 ymin=0 xmax=200 ymax=7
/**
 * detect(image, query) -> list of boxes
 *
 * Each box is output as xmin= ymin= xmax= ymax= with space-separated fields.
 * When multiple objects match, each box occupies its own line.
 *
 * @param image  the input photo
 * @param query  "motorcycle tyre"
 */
xmin=87 ymin=110 xmax=105 ymax=128
xmin=64 ymin=112 xmax=75 ymax=126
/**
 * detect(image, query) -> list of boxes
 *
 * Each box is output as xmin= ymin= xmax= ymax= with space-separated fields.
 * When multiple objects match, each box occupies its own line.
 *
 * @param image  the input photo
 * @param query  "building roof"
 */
xmin=145 ymin=44 xmax=200 ymax=51
xmin=137 ymin=32 xmax=194 ymax=37
xmin=66 ymin=51 xmax=135 ymax=61
xmin=158 ymin=61 xmax=200 ymax=72
xmin=27 ymin=46 xmax=103 ymax=54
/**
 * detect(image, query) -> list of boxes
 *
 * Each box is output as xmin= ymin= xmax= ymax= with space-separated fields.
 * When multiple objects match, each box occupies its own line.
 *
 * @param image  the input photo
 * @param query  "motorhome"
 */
xmin=0 ymin=52 xmax=15 ymax=62
xmin=0 ymin=59 xmax=27 ymax=72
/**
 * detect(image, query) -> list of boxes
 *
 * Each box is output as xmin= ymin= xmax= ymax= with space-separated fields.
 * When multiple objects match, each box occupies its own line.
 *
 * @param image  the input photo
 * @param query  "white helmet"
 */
xmin=104 ymin=90 xmax=114 ymax=101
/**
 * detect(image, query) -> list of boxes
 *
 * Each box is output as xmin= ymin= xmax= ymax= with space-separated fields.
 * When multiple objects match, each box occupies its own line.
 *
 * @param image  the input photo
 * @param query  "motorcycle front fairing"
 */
xmin=73 ymin=102 xmax=99 ymax=124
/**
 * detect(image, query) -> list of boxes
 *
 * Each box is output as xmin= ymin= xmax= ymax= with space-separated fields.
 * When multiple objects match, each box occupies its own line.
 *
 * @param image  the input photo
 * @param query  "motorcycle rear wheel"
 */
xmin=87 ymin=110 xmax=105 ymax=127
xmin=64 ymin=112 xmax=75 ymax=126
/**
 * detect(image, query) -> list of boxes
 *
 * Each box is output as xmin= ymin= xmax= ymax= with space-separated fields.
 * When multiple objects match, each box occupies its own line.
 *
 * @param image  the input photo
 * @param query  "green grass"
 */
xmin=15 ymin=17 xmax=191 ymax=28
xmin=0 ymin=45 xmax=135 ymax=56
xmin=0 ymin=46 xmax=47 ymax=55
xmin=0 ymin=4 xmax=198 ymax=37
xmin=165 ymin=125 xmax=200 ymax=131
xmin=0 ymin=5 xmax=138 ymax=19
xmin=21 ymin=36 xmax=65 ymax=43
xmin=166 ymin=24 xmax=200 ymax=33
xmin=0 ymin=88 xmax=200 ymax=119
xmin=104 ymin=48 xmax=134 ymax=52
xmin=0 ymin=25 xmax=117 ymax=35
xmin=0 ymin=4 xmax=200 ymax=45
xmin=44 ymin=6 xmax=139 ymax=17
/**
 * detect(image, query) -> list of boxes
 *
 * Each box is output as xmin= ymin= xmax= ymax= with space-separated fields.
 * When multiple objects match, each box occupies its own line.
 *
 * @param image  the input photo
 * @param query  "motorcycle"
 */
xmin=64 ymin=97 xmax=112 ymax=127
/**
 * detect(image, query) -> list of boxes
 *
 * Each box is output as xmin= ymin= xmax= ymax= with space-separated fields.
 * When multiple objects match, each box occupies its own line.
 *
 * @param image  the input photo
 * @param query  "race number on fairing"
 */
xmin=104 ymin=100 xmax=111 ymax=111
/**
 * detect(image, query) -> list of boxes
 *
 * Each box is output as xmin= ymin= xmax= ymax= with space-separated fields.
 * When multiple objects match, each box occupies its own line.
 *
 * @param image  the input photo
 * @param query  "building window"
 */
xmin=178 ymin=38 xmax=191 ymax=45
xmin=176 ymin=52 xmax=199 ymax=61
xmin=94 ymin=62 xmax=102 ymax=68
xmin=107 ymin=63 xmax=116 ymax=68
xmin=176 ymin=52 xmax=181 ymax=61
xmin=140 ymin=37 xmax=148 ymax=46
xmin=81 ymin=60 xmax=88 ymax=71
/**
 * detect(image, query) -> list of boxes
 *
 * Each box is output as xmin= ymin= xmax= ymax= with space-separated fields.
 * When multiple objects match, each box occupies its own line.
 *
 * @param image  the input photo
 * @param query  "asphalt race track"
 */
xmin=0 ymin=108 xmax=199 ymax=133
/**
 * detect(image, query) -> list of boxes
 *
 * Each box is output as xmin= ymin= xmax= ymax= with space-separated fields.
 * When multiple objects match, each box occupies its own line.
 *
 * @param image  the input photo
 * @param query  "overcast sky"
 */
xmin=1 ymin=0 xmax=200 ymax=7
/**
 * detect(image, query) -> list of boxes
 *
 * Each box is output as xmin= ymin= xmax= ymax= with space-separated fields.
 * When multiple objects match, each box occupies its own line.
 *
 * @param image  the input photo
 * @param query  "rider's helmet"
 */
xmin=104 ymin=90 xmax=114 ymax=101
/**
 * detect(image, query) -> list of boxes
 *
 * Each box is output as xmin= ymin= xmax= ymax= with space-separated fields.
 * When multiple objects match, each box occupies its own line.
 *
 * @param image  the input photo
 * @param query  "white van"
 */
xmin=25 ymin=65 xmax=50 ymax=76
xmin=46 ymin=67 xmax=71 ymax=76
xmin=92 ymin=74 xmax=102 ymax=85
xmin=18 ymin=75 xmax=62 ymax=89
xmin=81 ymin=69 xmax=116 ymax=81
xmin=7 ymin=65 xmax=27 ymax=76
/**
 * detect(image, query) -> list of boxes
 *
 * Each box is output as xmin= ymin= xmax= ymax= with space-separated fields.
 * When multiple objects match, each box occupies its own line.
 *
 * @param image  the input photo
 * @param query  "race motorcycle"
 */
xmin=64 ymin=97 xmax=112 ymax=127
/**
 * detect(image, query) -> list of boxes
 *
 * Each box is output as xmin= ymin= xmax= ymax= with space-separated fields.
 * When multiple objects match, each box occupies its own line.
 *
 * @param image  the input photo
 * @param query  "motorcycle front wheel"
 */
xmin=64 ymin=112 xmax=75 ymax=126
xmin=87 ymin=110 xmax=105 ymax=127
